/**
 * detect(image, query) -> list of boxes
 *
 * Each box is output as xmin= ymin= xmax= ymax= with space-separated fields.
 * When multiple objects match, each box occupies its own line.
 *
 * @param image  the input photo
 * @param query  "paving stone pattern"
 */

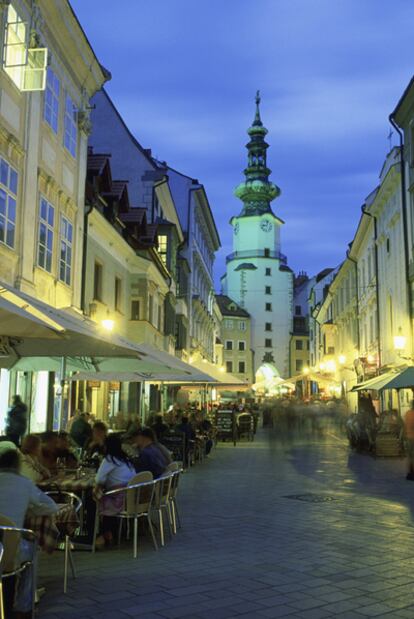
xmin=38 ymin=430 xmax=414 ymax=618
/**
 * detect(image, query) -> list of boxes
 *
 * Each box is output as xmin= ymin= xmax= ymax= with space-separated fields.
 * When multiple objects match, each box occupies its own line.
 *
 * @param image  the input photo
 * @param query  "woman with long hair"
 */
xmin=95 ymin=434 xmax=135 ymax=547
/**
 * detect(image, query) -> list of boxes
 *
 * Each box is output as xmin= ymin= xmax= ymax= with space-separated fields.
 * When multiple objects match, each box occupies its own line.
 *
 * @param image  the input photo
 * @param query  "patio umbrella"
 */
xmin=380 ymin=367 xmax=414 ymax=390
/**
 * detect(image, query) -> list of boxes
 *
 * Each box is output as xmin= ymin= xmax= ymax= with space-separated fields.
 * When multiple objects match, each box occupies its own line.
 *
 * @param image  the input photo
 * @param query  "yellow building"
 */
xmin=0 ymin=0 xmax=107 ymax=431
xmin=215 ymin=294 xmax=254 ymax=385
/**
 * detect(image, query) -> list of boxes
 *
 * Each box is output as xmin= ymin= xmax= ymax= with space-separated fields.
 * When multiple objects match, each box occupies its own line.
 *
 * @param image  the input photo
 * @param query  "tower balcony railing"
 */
xmin=226 ymin=249 xmax=287 ymax=265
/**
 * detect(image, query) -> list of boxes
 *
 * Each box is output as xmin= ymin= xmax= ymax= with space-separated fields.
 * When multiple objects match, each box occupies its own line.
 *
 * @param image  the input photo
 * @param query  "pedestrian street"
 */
xmin=38 ymin=428 xmax=414 ymax=619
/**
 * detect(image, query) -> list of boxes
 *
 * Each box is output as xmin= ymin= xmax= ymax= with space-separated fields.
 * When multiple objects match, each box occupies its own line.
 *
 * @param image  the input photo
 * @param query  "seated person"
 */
xmin=70 ymin=412 xmax=92 ymax=448
xmin=133 ymin=428 xmax=170 ymax=478
xmin=56 ymin=431 xmax=79 ymax=468
xmin=38 ymin=431 xmax=60 ymax=474
xmin=84 ymin=421 xmax=108 ymax=463
xmin=20 ymin=434 xmax=51 ymax=482
xmin=95 ymin=435 xmax=135 ymax=547
xmin=0 ymin=441 xmax=58 ymax=615
xmin=151 ymin=414 xmax=170 ymax=441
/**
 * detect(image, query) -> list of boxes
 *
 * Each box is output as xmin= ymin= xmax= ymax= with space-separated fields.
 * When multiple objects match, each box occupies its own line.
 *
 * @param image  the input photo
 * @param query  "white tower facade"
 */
xmin=221 ymin=93 xmax=293 ymax=378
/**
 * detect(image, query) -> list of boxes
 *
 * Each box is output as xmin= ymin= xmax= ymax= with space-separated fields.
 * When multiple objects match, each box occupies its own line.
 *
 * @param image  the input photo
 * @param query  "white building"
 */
xmin=221 ymin=93 xmax=293 ymax=378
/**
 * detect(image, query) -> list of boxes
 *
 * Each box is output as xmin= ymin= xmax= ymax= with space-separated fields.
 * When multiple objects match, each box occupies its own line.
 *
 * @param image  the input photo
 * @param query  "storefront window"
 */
xmin=30 ymin=371 xmax=49 ymax=433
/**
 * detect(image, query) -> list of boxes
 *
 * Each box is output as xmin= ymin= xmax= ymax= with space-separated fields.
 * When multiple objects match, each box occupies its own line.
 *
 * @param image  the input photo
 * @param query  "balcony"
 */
xmin=226 ymin=249 xmax=287 ymax=265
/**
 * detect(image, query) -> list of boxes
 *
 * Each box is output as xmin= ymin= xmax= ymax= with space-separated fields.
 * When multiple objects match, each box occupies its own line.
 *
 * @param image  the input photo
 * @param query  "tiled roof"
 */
xmin=215 ymin=294 xmax=250 ymax=318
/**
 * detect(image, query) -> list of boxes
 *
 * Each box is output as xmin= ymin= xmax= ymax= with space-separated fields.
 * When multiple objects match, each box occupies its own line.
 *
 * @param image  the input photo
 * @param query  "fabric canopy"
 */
xmin=188 ymin=357 xmax=246 ymax=385
xmin=350 ymin=371 xmax=398 ymax=392
xmin=69 ymin=369 xmax=216 ymax=383
xmin=378 ymin=367 xmax=414 ymax=391
xmin=0 ymin=281 xmax=198 ymax=377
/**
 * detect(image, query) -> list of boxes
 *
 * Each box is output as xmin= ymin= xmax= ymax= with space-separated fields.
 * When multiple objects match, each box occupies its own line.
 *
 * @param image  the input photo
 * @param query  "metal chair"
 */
xmin=152 ymin=473 xmax=174 ymax=547
xmin=93 ymin=475 xmax=158 ymax=558
xmin=45 ymin=491 xmax=82 ymax=593
xmin=0 ymin=517 xmax=37 ymax=619
xmin=166 ymin=464 xmax=183 ymax=534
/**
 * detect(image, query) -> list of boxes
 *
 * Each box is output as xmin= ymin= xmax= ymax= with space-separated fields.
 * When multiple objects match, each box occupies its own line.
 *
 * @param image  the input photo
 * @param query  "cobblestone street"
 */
xmin=38 ymin=430 xmax=414 ymax=619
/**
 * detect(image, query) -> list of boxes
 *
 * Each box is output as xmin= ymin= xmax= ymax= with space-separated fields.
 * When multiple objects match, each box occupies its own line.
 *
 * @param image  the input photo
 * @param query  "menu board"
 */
xmin=216 ymin=409 xmax=236 ymax=445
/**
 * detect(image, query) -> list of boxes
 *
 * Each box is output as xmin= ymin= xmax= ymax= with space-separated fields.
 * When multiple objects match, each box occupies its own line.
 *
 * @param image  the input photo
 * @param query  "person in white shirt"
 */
xmin=95 ymin=434 xmax=135 ymax=547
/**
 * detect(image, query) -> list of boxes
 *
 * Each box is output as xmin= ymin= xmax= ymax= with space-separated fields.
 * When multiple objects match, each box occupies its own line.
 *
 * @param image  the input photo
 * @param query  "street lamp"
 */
xmin=101 ymin=313 xmax=114 ymax=332
xmin=338 ymin=354 xmax=346 ymax=365
xmin=393 ymin=328 xmax=407 ymax=352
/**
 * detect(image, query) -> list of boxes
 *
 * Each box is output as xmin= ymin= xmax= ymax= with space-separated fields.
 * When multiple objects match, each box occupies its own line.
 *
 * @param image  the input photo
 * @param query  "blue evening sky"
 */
xmin=71 ymin=0 xmax=414 ymax=287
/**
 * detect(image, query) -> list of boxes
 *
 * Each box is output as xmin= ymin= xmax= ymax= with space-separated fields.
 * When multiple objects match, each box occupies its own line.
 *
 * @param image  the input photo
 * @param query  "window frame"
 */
xmin=0 ymin=157 xmax=18 ymax=249
xmin=37 ymin=196 xmax=54 ymax=273
xmin=115 ymin=276 xmax=122 ymax=312
xmin=225 ymin=340 xmax=233 ymax=351
xmin=265 ymin=302 xmax=272 ymax=311
xmin=226 ymin=360 xmax=233 ymax=373
xmin=265 ymin=286 xmax=271 ymax=295
xmin=130 ymin=299 xmax=140 ymax=321
xmin=93 ymin=261 xmax=103 ymax=302
xmin=238 ymin=361 xmax=246 ymax=374
xmin=44 ymin=67 xmax=60 ymax=133
xmin=63 ymin=93 xmax=77 ymax=157
xmin=265 ymin=322 xmax=272 ymax=332
xmin=265 ymin=338 xmax=272 ymax=348
xmin=58 ymin=214 xmax=72 ymax=285
xmin=238 ymin=340 xmax=246 ymax=351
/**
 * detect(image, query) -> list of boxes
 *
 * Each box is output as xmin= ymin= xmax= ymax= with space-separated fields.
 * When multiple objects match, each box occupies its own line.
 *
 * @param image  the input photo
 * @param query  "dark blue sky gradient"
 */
xmin=71 ymin=0 xmax=414 ymax=286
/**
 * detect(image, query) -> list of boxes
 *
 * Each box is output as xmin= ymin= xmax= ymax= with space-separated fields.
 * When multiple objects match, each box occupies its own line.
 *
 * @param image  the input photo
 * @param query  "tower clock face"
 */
xmin=234 ymin=223 xmax=240 ymax=235
xmin=260 ymin=220 xmax=272 ymax=232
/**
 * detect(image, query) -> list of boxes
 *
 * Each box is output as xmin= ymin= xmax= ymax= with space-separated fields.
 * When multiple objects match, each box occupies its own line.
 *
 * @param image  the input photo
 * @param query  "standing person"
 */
xmin=404 ymin=400 xmax=414 ymax=480
xmin=5 ymin=395 xmax=27 ymax=446
xmin=69 ymin=412 xmax=92 ymax=449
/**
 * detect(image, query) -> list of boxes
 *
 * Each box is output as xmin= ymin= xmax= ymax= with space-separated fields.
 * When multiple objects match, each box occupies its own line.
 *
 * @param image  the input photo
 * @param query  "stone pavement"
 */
xmin=38 ymin=429 xmax=414 ymax=619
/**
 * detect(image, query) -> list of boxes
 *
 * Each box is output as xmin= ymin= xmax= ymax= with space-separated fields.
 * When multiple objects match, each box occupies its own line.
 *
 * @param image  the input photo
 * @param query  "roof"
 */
xmin=234 ymin=262 xmax=257 ymax=271
xmin=119 ymin=208 xmax=147 ymax=225
xmin=87 ymin=152 xmax=111 ymax=175
xmin=315 ymin=267 xmax=334 ymax=283
xmin=215 ymin=295 xmax=250 ymax=318
xmin=391 ymin=74 xmax=414 ymax=124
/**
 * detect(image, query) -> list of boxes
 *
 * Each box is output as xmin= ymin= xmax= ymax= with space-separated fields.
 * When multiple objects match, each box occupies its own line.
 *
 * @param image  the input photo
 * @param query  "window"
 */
xmin=328 ymin=346 xmax=335 ymax=355
xmin=44 ymin=68 xmax=60 ymax=133
xmin=295 ymin=305 xmax=302 ymax=315
xmin=264 ymin=248 xmax=270 ymax=257
xmin=93 ymin=262 xmax=103 ymax=301
xmin=296 ymin=359 xmax=303 ymax=372
xmin=307 ymin=341 xmax=310 ymax=350
xmin=224 ymin=319 xmax=233 ymax=330
xmin=64 ymin=94 xmax=77 ymax=157
xmin=265 ymin=302 xmax=272 ymax=311
xmin=225 ymin=340 xmax=233 ymax=351
xmin=59 ymin=215 xmax=72 ymax=285
xmin=265 ymin=338 xmax=272 ymax=348
xmin=0 ymin=157 xmax=18 ymax=248
xmin=158 ymin=235 xmax=168 ymax=266
xmin=386 ymin=238 xmax=390 ymax=254
xmin=265 ymin=286 xmax=271 ymax=295
xmin=158 ymin=305 xmax=162 ymax=331
xmin=238 ymin=361 xmax=246 ymax=374
xmin=131 ymin=300 xmax=140 ymax=320
xmin=115 ymin=277 xmax=122 ymax=312
xmin=238 ymin=321 xmax=246 ymax=331
xmin=265 ymin=322 xmax=272 ymax=331
xmin=149 ymin=295 xmax=154 ymax=324
xmin=226 ymin=361 xmax=233 ymax=373
xmin=38 ymin=197 xmax=54 ymax=272
xmin=296 ymin=340 xmax=303 ymax=350
xmin=238 ymin=341 xmax=245 ymax=351
xmin=265 ymin=267 xmax=271 ymax=276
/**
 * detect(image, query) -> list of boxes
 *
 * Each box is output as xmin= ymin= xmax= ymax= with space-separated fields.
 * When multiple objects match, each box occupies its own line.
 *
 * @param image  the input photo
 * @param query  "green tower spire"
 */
xmin=234 ymin=91 xmax=281 ymax=216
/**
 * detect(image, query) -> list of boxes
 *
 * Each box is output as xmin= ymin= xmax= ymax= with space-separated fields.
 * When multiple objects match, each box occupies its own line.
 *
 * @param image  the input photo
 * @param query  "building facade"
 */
xmin=221 ymin=93 xmax=293 ymax=379
xmin=0 ymin=0 xmax=107 ymax=432
xmin=215 ymin=295 xmax=254 ymax=384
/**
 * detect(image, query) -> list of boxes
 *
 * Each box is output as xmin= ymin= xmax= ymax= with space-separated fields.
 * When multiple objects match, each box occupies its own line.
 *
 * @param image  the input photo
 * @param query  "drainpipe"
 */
xmin=389 ymin=114 xmax=413 ymax=345
xmin=361 ymin=207 xmax=381 ymax=369
xmin=81 ymin=203 xmax=93 ymax=313
xmin=346 ymin=253 xmax=361 ymax=353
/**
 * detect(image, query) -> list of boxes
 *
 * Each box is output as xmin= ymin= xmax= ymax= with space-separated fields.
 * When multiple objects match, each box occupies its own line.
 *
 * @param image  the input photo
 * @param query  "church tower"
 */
xmin=221 ymin=92 xmax=293 ymax=378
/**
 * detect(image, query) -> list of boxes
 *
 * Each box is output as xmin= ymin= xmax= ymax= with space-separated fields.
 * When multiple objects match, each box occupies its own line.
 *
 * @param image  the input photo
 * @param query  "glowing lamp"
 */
xmin=219 ymin=366 xmax=225 ymax=373
xmin=319 ymin=362 xmax=326 ymax=371
xmin=303 ymin=367 xmax=310 ymax=375
xmin=394 ymin=333 xmax=407 ymax=351
xmin=325 ymin=359 xmax=336 ymax=373
xmin=101 ymin=318 xmax=114 ymax=332
xmin=338 ymin=355 xmax=346 ymax=365
xmin=367 ymin=354 xmax=375 ymax=364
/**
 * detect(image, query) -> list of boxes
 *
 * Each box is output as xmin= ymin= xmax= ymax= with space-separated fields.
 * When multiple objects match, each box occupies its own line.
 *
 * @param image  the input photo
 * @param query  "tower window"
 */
xmin=295 ymin=305 xmax=302 ymax=315
xmin=265 ymin=302 xmax=272 ymax=311
xmin=296 ymin=340 xmax=303 ymax=350
xmin=265 ymin=322 xmax=272 ymax=331
xmin=265 ymin=338 xmax=272 ymax=348
xmin=238 ymin=341 xmax=246 ymax=351
xmin=265 ymin=268 xmax=271 ymax=276
xmin=265 ymin=286 xmax=271 ymax=295
xmin=264 ymin=248 xmax=270 ymax=257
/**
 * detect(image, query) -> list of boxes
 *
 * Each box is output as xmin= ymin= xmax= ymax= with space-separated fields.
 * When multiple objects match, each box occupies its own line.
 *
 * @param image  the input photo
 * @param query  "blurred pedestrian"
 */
xmin=404 ymin=400 xmax=414 ymax=480
xmin=5 ymin=394 xmax=27 ymax=446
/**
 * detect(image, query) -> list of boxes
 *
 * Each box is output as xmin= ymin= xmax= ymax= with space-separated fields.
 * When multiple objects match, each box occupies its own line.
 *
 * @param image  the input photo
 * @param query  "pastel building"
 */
xmin=221 ymin=93 xmax=293 ymax=378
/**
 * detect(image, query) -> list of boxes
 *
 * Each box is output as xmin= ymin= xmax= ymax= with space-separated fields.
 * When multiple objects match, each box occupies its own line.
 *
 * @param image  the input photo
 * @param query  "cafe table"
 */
xmin=25 ymin=503 xmax=79 ymax=554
